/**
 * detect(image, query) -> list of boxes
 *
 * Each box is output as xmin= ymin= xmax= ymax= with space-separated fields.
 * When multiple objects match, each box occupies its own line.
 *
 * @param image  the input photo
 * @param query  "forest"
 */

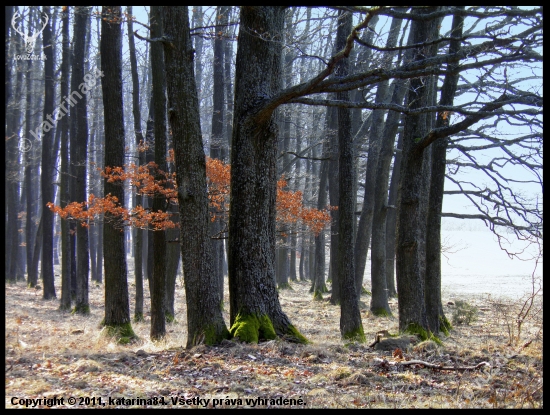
xmin=5 ymin=6 xmax=542 ymax=409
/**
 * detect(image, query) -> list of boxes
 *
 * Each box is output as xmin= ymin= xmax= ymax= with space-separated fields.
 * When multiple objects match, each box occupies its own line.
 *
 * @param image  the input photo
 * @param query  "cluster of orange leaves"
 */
xmin=276 ymin=178 xmax=334 ymax=236
xmin=47 ymin=194 xmax=175 ymax=231
xmin=102 ymin=162 xmax=177 ymax=202
xmin=49 ymin=155 xmax=334 ymax=236
xmin=205 ymin=157 xmax=231 ymax=219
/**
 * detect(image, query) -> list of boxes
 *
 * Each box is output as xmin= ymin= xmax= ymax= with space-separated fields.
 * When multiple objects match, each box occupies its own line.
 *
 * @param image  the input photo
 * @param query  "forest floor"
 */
xmin=5 ymin=266 xmax=543 ymax=409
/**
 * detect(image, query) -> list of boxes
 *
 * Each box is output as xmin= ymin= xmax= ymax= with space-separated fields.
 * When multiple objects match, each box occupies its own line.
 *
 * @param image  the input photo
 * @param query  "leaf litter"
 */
xmin=5 ymin=270 xmax=542 ymax=409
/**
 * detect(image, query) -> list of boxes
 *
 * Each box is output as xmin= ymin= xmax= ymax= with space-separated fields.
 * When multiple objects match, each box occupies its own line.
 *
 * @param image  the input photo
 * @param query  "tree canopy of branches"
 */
xmin=6 ymin=6 xmax=541 ymax=348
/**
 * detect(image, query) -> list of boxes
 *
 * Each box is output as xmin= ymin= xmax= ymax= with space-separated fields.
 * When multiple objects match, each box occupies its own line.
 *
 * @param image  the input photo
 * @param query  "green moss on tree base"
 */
xmin=312 ymin=290 xmax=324 ymax=301
xmin=439 ymin=315 xmax=452 ymax=336
xmin=165 ymin=313 xmax=176 ymax=324
xmin=361 ymin=287 xmax=372 ymax=296
xmin=371 ymin=307 xmax=393 ymax=317
xmin=103 ymin=322 xmax=138 ymax=345
xmin=278 ymin=282 xmax=293 ymax=290
xmin=134 ymin=313 xmax=144 ymax=323
xmin=229 ymin=313 xmax=277 ymax=343
xmin=202 ymin=324 xmax=230 ymax=346
xmin=284 ymin=325 xmax=309 ymax=344
xmin=404 ymin=323 xmax=442 ymax=345
xmin=72 ymin=304 xmax=91 ymax=315
xmin=310 ymin=284 xmax=329 ymax=295
xmin=342 ymin=326 xmax=366 ymax=343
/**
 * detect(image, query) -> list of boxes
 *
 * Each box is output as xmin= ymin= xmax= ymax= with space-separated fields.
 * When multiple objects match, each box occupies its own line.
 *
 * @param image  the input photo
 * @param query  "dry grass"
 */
xmin=5 ymin=266 xmax=543 ymax=409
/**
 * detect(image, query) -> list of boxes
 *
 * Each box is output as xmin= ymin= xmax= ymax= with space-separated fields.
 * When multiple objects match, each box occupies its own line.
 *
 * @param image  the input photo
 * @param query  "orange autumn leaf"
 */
xmin=49 ymin=156 xmax=333 ymax=236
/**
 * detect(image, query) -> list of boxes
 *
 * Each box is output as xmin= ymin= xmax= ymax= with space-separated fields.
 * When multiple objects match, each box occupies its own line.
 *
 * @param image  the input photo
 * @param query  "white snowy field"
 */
xmin=439 ymin=226 xmax=542 ymax=300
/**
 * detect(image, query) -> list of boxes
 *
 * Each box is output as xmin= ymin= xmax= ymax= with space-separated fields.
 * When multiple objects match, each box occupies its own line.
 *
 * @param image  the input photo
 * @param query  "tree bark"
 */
xmin=71 ymin=6 xmax=91 ymax=314
xmin=425 ymin=8 xmax=464 ymax=334
xmin=311 ymin=136 xmax=329 ymax=299
xmin=6 ymin=22 xmax=23 ymax=283
xmin=126 ymin=6 xmax=145 ymax=321
xmin=59 ymin=6 xmax=72 ymax=310
xmin=100 ymin=5 xmax=135 ymax=341
xmin=40 ymin=6 xmax=56 ymax=299
xmin=335 ymin=10 xmax=365 ymax=342
xmin=369 ymin=78 xmax=408 ymax=316
xmin=209 ymin=5 xmax=228 ymax=303
xmin=354 ymin=14 xmax=402 ymax=299
xmin=162 ymin=5 xmax=229 ymax=348
xmin=327 ymin=104 xmax=340 ymax=304
xmin=149 ymin=5 xmax=167 ymax=341
xmin=227 ymin=6 xmax=306 ymax=344
xmin=385 ymin=131 xmax=403 ymax=298
xmin=396 ymin=7 xmax=441 ymax=336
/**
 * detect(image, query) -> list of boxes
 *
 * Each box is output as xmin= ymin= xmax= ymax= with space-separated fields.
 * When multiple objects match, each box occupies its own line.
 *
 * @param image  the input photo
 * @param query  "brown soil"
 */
xmin=5 ymin=268 xmax=543 ymax=409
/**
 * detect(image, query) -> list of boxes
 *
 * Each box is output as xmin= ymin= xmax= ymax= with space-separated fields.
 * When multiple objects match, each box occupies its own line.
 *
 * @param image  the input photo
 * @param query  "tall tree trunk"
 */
xmin=396 ymin=7 xmax=440 ymax=337
xmin=40 ymin=6 xmax=56 ymax=299
xmin=143 ymin=92 xmax=155 ymax=297
xmin=162 ymin=5 xmax=229 ymax=348
xmin=71 ymin=6 xmax=91 ymax=314
xmin=425 ymin=8 xmax=464 ymax=334
xmin=209 ymin=5 xmax=228 ymax=303
xmin=59 ymin=6 xmax=72 ymax=310
xmin=227 ymin=6 xmax=306 ymax=344
xmin=127 ymin=6 xmax=145 ymax=322
xmin=354 ymin=14 xmax=402 ymax=299
xmin=164 ymin=203 xmax=180 ymax=322
xmin=327 ymin=104 xmax=340 ymax=304
xmin=311 ymin=137 xmax=329 ymax=299
xmin=6 ymin=22 xmax=23 ymax=283
xmin=5 ymin=5 xmax=14 ymax=281
xmin=24 ymin=15 xmax=38 ymax=288
xmin=192 ymin=6 xmax=203 ymax=105
xmin=335 ymin=10 xmax=365 ymax=342
xmin=95 ymin=105 xmax=104 ymax=285
xmin=223 ymin=7 xmax=234 ymax=161
xmin=149 ymin=6 xmax=167 ymax=341
xmin=369 ymin=78 xmax=408 ymax=316
xmin=385 ymin=131 xmax=403 ymax=298
xmin=100 ymin=5 xmax=135 ymax=341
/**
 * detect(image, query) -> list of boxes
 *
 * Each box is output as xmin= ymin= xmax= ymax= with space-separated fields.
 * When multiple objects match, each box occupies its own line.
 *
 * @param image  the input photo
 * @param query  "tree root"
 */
xmin=377 ymin=359 xmax=491 ymax=372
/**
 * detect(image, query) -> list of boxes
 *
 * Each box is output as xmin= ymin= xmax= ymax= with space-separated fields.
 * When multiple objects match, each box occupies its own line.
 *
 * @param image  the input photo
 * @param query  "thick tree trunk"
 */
xmin=227 ymin=6 xmax=306 ymax=344
xmin=163 ymin=6 xmax=229 ymax=348
xmin=335 ymin=10 xmax=365 ymax=342
xmin=425 ymin=9 xmax=463 ymax=335
xmin=100 ymin=6 xmax=135 ymax=341
xmin=396 ymin=7 xmax=440 ymax=337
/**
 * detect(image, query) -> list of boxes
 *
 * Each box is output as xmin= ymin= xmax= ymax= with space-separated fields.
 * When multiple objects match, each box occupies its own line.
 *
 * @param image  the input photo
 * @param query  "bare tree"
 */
xmin=100 ymin=5 xmax=135 ymax=342
xmin=162 ymin=5 xmax=230 ymax=348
